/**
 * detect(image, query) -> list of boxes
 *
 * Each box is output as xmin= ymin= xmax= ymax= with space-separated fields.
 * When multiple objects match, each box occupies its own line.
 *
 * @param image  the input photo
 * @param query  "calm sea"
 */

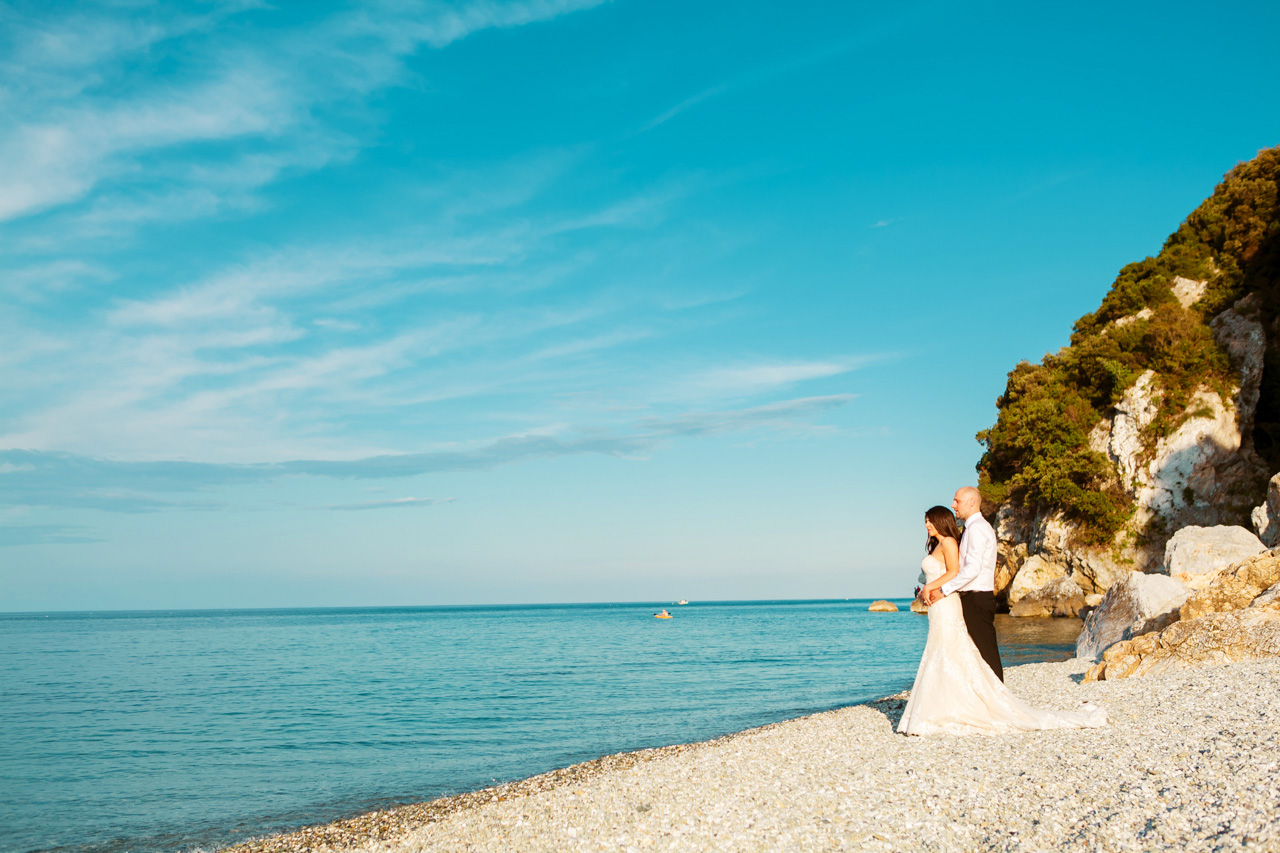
xmin=0 ymin=600 xmax=1081 ymax=852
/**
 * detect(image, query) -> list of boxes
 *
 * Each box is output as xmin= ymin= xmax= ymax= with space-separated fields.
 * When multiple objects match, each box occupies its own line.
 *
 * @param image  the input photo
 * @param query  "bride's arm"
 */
xmin=921 ymin=538 xmax=960 ymax=598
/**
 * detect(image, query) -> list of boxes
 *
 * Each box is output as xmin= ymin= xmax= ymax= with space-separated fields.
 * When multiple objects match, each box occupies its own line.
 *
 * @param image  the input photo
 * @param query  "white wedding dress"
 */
xmin=897 ymin=555 xmax=1108 ymax=736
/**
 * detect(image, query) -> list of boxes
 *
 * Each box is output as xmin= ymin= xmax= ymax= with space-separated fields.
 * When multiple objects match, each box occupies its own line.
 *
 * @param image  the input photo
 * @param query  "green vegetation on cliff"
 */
xmin=978 ymin=146 xmax=1280 ymax=544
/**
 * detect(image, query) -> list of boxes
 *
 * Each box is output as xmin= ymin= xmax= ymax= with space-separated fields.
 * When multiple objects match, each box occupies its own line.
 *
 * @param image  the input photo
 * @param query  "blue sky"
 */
xmin=2 ymin=0 xmax=1278 ymax=611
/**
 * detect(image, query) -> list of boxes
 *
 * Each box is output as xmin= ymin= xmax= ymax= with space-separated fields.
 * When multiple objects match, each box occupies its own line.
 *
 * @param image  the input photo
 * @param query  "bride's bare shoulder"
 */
xmin=938 ymin=536 xmax=960 ymax=556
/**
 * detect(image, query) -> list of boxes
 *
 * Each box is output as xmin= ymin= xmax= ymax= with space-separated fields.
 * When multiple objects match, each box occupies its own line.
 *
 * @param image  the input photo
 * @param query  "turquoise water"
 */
xmin=0 ymin=601 xmax=1077 ymax=852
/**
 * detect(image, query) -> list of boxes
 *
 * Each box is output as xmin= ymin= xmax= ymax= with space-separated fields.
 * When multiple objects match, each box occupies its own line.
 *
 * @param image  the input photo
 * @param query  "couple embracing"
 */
xmin=897 ymin=487 xmax=1108 ymax=736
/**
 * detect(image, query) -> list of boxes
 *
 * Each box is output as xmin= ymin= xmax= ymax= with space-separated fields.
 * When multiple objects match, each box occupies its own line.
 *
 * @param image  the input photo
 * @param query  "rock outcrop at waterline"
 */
xmin=988 ymin=299 xmax=1270 ymax=608
xmin=977 ymin=146 xmax=1280 ymax=617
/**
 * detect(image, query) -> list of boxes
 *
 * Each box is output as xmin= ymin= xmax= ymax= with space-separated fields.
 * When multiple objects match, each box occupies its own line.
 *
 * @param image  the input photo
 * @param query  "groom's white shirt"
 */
xmin=941 ymin=510 xmax=996 ymax=595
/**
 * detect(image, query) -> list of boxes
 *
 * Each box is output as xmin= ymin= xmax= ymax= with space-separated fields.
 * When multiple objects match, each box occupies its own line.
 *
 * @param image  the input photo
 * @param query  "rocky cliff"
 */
xmin=979 ymin=146 xmax=1280 ymax=613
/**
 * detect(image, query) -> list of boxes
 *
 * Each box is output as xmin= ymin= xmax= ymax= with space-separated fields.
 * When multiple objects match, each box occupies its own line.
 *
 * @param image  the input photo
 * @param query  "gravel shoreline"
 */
xmin=225 ymin=657 xmax=1280 ymax=852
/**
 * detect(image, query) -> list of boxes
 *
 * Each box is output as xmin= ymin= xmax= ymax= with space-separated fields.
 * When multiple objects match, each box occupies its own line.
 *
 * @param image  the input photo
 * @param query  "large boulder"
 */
xmin=1075 ymin=572 xmax=1190 ymax=660
xmin=1084 ymin=548 xmax=1280 ymax=681
xmin=1163 ymin=525 xmax=1265 ymax=579
xmin=1006 ymin=555 xmax=1066 ymax=607
xmin=1179 ymin=550 xmax=1280 ymax=620
xmin=1009 ymin=576 xmax=1086 ymax=618
xmin=1068 ymin=549 xmax=1133 ymax=596
xmin=1084 ymin=598 xmax=1280 ymax=681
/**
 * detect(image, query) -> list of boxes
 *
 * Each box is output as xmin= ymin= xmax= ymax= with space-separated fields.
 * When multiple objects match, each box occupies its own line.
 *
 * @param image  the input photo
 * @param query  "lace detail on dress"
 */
xmin=898 ymin=556 xmax=1108 ymax=736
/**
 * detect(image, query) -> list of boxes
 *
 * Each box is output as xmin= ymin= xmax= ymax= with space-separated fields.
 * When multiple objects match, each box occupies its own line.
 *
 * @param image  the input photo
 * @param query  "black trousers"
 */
xmin=959 ymin=590 xmax=1004 ymax=682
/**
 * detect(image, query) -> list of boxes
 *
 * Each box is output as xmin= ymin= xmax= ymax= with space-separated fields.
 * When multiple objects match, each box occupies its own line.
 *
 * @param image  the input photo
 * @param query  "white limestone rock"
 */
xmin=1108 ymin=370 xmax=1159 ymax=491
xmin=993 ymin=503 xmax=1032 ymax=545
xmin=1030 ymin=512 xmax=1074 ymax=557
xmin=1140 ymin=390 xmax=1242 ymax=520
xmin=1075 ymin=571 xmax=1191 ymax=661
xmin=1211 ymin=293 xmax=1265 ymax=436
xmin=1163 ymin=525 xmax=1266 ymax=577
xmin=1253 ymin=582 xmax=1280 ymax=609
xmin=1010 ymin=576 xmax=1086 ymax=618
xmin=994 ymin=540 xmax=1026 ymax=599
xmin=1068 ymin=550 xmax=1132 ymax=596
xmin=1171 ymin=276 xmax=1207 ymax=308
xmin=1251 ymin=471 xmax=1280 ymax=547
xmin=1180 ymin=550 xmax=1280 ymax=620
xmin=1016 ymin=510 xmax=1134 ymax=594
xmin=1113 ymin=307 xmax=1154 ymax=327
xmin=1086 ymin=602 xmax=1280 ymax=681
xmin=1062 ymin=294 xmax=1267 ymax=561
xmin=1087 ymin=417 xmax=1112 ymax=455
xmin=1006 ymin=554 xmax=1067 ymax=606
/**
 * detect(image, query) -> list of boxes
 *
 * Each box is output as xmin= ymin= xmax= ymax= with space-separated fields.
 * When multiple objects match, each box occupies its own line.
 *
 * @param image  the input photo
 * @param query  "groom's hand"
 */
xmin=927 ymin=588 xmax=942 ymax=605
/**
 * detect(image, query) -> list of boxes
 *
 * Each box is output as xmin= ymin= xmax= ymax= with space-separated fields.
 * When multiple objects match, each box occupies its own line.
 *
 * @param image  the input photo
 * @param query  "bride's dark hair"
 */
xmin=925 ymin=505 xmax=961 ymax=553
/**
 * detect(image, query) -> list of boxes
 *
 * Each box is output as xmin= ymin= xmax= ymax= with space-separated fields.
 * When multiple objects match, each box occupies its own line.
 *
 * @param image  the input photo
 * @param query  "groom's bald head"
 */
xmin=952 ymin=487 xmax=981 ymax=519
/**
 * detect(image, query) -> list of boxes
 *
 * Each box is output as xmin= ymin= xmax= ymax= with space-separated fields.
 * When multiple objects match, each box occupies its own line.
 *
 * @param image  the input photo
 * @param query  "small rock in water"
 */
xmin=868 ymin=600 xmax=898 ymax=612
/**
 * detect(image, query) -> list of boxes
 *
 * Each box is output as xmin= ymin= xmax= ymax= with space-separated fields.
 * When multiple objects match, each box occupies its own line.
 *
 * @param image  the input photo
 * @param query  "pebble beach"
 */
xmin=227 ymin=656 xmax=1280 ymax=852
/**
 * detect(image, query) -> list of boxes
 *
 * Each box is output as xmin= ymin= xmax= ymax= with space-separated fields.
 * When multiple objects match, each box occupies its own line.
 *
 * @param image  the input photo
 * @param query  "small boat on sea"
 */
xmin=677 ymin=599 xmax=689 ymax=605
xmin=654 ymin=609 xmax=673 ymax=619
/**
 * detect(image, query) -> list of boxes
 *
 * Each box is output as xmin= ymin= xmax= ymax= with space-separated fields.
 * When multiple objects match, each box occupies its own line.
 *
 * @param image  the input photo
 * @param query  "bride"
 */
xmin=897 ymin=505 xmax=1108 ymax=736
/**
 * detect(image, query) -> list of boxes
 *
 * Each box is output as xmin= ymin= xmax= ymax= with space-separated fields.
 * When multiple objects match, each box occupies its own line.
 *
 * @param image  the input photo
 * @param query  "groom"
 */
xmin=926 ymin=486 xmax=1004 ymax=681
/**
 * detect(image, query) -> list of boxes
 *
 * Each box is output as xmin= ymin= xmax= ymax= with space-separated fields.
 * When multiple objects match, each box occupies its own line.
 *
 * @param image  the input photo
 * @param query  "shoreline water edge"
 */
xmin=224 ymin=656 xmax=1280 ymax=852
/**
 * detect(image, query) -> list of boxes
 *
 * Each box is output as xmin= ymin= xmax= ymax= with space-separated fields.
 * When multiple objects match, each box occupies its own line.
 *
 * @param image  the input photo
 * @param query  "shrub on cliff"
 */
xmin=979 ymin=146 xmax=1280 ymax=544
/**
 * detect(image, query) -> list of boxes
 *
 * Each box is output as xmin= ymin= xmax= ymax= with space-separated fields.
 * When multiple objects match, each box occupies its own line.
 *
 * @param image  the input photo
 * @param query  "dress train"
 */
xmin=897 ymin=556 xmax=1107 ymax=736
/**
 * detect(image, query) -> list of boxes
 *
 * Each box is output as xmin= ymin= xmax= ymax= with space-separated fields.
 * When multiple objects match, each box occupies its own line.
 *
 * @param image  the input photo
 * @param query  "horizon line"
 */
xmin=0 ymin=596 xmax=917 ymax=617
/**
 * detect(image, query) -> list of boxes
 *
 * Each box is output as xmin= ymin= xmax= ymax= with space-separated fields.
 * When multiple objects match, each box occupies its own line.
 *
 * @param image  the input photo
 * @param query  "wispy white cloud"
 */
xmin=1 ymin=259 xmax=114 ymax=301
xmin=326 ymin=496 xmax=455 ymax=511
xmin=637 ymin=394 xmax=855 ymax=438
xmin=0 ymin=0 xmax=881 ymax=535
xmin=0 ymin=523 xmax=102 ymax=547
xmin=0 ymin=392 xmax=856 ymax=516
xmin=634 ymin=20 xmax=914 ymax=135
xmin=678 ymin=356 xmax=888 ymax=399
xmin=0 ymin=198 xmax=689 ymax=464
xmin=0 ymin=60 xmax=292 ymax=221
xmin=638 ymin=83 xmax=730 ymax=133
xmin=0 ymin=0 xmax=608 ymax=226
